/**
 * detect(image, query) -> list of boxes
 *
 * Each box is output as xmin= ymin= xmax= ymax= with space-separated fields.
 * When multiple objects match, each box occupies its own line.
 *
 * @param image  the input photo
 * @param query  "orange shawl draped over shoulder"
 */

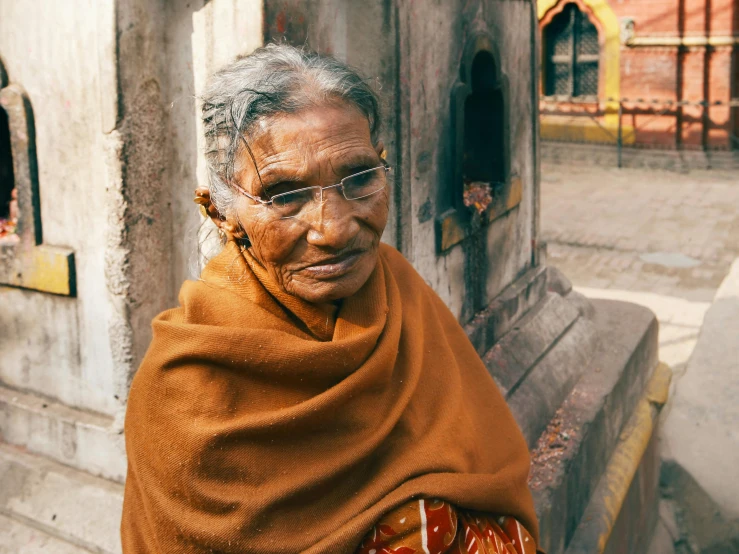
xmin=121 ymin=242 xmax=538 ymax=553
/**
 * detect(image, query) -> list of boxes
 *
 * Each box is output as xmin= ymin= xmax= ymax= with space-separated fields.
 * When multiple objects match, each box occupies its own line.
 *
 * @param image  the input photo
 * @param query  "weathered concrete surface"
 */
xmin=646 ymin=500 xmax=679 ymax=554
xmin=466 ymin=265 xmax=548 ymax=358
xmin=566 ymin=364 xmax=670 ymax=554
xmin=502 ymin=294 xmax=598 ymax=447
xmin=542 ymin=163 xmax=739 ymax=304
xmin=0 ymin=443 xmax=123 ymax=554
xmin=0 ymin=0 xmax=266 ymax=473
xmin=0 ymin=0 xmax=123 ymax=416
xmin=660 ymin=259 xmax=739 ymax=552
xmin=0 ymin=386 xmax=125 ymax=482
xmin=114 ymin=0 xmax=176 ymax=399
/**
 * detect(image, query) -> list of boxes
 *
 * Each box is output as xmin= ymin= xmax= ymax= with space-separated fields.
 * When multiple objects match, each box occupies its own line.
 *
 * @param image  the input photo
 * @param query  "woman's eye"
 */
xmin=352 ymin=173 xmax=373 ymax=186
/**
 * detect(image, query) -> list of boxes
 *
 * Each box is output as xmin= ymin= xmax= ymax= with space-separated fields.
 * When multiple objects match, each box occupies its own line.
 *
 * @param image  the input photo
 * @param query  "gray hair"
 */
xmin=201 ymin=43 xmax=382 ymax=218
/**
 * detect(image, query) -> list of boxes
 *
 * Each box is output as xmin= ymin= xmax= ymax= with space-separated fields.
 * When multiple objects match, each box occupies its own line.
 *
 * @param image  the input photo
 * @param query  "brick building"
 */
xmin=539 ymin=0 xmax=739 ymax=149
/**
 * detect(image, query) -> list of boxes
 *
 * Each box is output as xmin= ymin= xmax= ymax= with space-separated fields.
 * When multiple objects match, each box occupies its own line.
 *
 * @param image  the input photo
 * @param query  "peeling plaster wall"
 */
xmin=111 ymin=0 xmax=263 ymax=402
xmin=0 ymin=0 xmax=120 ymax=415
xmin=114 ymin=0 xmax=173 ymax=398
xmin=0 ymin=0 xmax=265 ymax=420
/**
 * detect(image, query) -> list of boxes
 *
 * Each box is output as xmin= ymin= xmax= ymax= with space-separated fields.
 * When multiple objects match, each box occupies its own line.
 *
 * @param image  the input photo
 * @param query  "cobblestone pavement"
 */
xmin=542 ymin=163 xmax=739 ymax=303
xmin=541 ymin=162 xmax=739 ymax=553
xmin=541 ymin=163 xmax=739 ymax=377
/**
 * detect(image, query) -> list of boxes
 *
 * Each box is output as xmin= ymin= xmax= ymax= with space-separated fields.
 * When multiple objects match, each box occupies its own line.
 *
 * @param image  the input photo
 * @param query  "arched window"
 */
xmin=544 ymin=3 xmax=599 ymax=97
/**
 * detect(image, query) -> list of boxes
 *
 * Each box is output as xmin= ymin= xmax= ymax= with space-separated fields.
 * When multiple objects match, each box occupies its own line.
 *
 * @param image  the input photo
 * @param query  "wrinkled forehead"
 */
xmin=234 ymin=103 xmax=377 ymax=192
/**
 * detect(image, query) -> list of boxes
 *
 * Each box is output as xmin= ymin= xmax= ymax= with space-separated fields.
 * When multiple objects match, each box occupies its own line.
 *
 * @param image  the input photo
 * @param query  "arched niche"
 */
xmin=0 ymin=98 xmax=13 ymax=226
xmin=0 ymin=57 xmax=75 ymax=296
xmin=436 ymin=30 xmax=521 ymax=253
xmin=463 ymin=50 xmax=507 ymax=193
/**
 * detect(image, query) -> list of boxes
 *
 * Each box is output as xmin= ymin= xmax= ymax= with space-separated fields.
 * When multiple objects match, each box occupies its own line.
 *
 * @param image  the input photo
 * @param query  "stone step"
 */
xmin=566 ymin=363 xmax=671 ymax=554
xmin=493 ymin=291 xmax=599 ymax=448
xmin=0 ymin=443 xmax=123 ymax=554
xmin=0 ymin=513 xmax=93 ymax=554
xmin=0 ymin=386 xmax=126 ymax=483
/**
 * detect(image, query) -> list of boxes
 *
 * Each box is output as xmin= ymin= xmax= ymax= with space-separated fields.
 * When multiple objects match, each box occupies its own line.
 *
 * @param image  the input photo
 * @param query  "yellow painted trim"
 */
xmin=540 ymin=115 xmax=635 ymax=145
xmin=23 ymin=246 xmax=76 ymax=296
xmin=538 ymin=0 xmax=621 ymax=124
xmin=0 ymin=244 xmax=76 ymax=296
xmin=490 ymin=176 xmax=523 ymax=219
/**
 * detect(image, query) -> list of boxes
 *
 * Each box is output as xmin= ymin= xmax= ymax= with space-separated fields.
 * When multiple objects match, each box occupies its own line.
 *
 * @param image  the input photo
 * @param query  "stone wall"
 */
xmin=0 ymin=0 xmax=123 ymax=417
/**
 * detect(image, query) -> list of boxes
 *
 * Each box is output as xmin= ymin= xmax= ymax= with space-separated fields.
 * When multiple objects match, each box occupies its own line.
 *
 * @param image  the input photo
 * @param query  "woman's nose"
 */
xmin=305 ymin=188 xmax=360 ymax=249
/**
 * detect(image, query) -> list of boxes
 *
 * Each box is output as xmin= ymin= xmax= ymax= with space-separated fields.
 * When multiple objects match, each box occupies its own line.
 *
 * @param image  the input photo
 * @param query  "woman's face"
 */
xmin=227 ymin=103 xmax=389 ymax=304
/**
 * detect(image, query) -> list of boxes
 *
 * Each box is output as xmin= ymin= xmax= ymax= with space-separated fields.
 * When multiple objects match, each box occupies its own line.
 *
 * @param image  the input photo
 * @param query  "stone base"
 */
xmin=0 ymin=386 xmax=126 ymax=483
xmin=0 ymin=513 xmax=91 ymax=554
xmin=478 ymin=264 xmax=665 ymax=554
xmin=527 ymin=298 xmax=661 ymax=553
xmin=565 ymin=363 xmax=670 ymax=554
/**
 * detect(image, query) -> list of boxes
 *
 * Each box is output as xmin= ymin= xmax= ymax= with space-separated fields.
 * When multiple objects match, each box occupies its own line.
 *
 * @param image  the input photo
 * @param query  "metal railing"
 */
xmin=540 ymin=96 xmax=739 ymax=168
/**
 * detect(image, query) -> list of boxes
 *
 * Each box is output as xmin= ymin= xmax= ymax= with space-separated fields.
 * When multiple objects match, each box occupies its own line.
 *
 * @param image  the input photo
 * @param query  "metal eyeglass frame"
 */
xmin=231 ymin=165 xmax=392 ymax=215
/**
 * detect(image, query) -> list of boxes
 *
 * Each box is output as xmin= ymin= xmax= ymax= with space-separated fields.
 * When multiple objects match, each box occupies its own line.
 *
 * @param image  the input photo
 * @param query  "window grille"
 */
xmin=544 ymin=3 xmax=600 ymax=97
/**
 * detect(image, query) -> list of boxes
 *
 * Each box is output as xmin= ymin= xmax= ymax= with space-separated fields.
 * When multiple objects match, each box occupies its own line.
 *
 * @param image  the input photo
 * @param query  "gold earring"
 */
xmin=380 ymin=149 xmax=387 ymax=161
xmin=194 ymin=189 xmax=210 ymax=218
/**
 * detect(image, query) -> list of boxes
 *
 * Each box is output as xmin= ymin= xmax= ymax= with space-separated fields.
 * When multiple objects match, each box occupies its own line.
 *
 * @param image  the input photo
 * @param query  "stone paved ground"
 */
xmin=541 ymin=162 xmax=739 ymax=553
xmin=542 ymin=164 xmax=739 ymax=301
xmin=542 ymin=164 xmax=739 ymax=375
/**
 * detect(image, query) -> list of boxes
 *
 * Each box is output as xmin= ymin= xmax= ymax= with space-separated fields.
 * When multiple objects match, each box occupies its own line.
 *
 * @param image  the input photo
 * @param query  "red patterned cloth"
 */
xmin=357 ymin=500 xmax=537 ymax=554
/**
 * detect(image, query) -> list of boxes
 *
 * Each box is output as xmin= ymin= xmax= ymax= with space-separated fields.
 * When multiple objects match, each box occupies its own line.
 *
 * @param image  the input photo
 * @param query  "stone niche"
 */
xmin=266 ymin=1 xmax=667 ymax=553
xmin=0 ymin=58 xmax=75 ymax=296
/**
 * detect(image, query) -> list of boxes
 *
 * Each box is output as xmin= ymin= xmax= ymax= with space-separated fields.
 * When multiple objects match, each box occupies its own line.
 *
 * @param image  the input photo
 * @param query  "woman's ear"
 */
xmin=194 ymin=187 xmax=226 ymax=227
xmin=195 ymin=186 xmax=249 ymax=245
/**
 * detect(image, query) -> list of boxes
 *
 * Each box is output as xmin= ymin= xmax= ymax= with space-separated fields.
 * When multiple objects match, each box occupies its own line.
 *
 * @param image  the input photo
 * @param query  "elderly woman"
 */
xmin=121 ymin=44 xmax=539 ymax=554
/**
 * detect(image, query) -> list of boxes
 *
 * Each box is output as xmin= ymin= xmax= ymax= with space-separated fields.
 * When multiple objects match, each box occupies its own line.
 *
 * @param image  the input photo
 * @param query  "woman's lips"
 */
xmin=301 ymin=250 xmax=365 ymax=279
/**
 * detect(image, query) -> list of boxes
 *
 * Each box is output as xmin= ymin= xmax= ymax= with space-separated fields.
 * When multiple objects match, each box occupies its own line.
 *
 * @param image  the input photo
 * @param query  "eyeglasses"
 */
xmin=233 ymin=165 xmax=391 ymax=220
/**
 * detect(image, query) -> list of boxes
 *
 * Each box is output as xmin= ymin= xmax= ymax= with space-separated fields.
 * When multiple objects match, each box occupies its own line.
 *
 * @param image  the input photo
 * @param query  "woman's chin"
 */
xmin=290 ymin=257 xmax=376 ymax=304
